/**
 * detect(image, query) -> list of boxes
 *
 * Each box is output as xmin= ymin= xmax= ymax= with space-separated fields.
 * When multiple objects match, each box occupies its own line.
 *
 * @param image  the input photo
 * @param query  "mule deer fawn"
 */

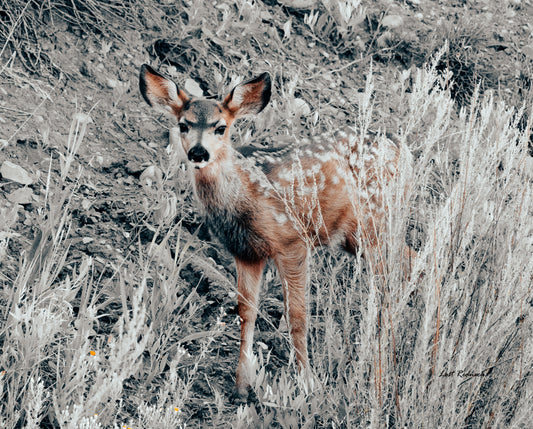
xmin=139 ymin=65 xmax=413 ymax=399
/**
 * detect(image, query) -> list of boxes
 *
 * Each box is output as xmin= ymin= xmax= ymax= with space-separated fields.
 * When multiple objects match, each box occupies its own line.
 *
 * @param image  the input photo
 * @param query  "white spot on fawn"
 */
xmin=274 ymin=212 xmax=288 ymax=224
xmin=363 ymin=152 xmax=374 ymax=162
xmin=278 ymin=168 xmax=294 ymax=181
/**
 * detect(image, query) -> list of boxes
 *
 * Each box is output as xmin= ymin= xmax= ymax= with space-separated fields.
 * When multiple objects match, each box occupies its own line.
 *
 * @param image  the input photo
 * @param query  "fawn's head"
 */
xmin=139 ymin=65 xmax=271 ymax=169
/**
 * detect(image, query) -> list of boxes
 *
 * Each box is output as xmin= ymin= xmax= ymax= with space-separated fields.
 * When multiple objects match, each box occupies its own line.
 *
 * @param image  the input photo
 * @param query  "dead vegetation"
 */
xmin=1 ymin=0 xmax=532 ymax=427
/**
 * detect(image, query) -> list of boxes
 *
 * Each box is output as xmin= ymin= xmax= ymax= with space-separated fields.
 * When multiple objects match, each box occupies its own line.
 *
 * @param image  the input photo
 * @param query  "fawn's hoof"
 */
xmin=231 ymin=385 xmax=258 ymax=405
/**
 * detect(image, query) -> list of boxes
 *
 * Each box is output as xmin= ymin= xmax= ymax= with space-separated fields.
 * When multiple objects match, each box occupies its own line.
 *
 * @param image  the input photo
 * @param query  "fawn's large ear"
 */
xmin=139 ymin=64 xmax=189 ymax=117
xmin=223 ymin=73 xmax=271 ymax=119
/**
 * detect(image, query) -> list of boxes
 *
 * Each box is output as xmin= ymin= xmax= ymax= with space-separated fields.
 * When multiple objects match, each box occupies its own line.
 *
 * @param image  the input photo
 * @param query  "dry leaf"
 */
xmin=277 ymin=0 xmax=319 ymax=9
xmin=140 ymin=165 xmax=163 ymax=188
xmin=293 ymin=98 xmax=311 ymax=116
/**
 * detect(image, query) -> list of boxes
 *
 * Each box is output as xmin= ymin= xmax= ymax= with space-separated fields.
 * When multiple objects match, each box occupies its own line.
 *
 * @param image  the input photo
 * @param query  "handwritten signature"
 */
xmin=439 ymin=368 xmax=492 ymax=378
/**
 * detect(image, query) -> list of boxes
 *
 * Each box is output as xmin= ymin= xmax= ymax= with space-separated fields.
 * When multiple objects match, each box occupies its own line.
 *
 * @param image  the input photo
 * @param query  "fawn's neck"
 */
xmin=192 ymin=156 xmax=244 ymax=211
xmin=191 ymin=154 xmax=272 ymax=262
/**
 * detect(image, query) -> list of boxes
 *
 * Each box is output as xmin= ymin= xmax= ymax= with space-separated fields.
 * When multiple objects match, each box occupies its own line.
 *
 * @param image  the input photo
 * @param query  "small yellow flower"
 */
xmin=89 ymin=350 xmax=96 ymax=356
xmin=174 ymin=407 xmax=180 ymax=412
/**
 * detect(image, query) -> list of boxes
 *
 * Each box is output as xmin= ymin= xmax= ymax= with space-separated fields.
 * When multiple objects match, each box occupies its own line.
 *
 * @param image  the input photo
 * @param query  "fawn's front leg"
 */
xmin=235 ymin=257 xmax=265 ymax=399
xmin=275 ymin=248 xmax=309 ymax=370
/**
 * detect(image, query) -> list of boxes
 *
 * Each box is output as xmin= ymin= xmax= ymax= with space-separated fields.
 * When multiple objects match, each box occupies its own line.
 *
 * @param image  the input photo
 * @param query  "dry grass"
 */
xmin=1 ymin=0 xmax=532 ymax=427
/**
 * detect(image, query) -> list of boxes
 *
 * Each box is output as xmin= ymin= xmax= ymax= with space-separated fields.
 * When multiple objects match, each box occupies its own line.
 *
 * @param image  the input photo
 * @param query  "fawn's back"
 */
xmin=223 ymin=131 xmax=401 ymax=260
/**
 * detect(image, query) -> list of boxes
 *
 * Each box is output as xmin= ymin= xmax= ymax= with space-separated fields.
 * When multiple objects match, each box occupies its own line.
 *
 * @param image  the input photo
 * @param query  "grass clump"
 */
xmin=232 ymin=57 xmax=532 ymax=427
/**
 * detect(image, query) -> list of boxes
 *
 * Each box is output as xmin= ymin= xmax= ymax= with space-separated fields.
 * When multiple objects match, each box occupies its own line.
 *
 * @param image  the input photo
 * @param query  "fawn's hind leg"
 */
xmin=344 ymin=230 xmax=417 ymax=281
xmin=235 ymin=258 xmax=265 ymax=398
xmin=274 ymin=247 xmax=309 ymax=370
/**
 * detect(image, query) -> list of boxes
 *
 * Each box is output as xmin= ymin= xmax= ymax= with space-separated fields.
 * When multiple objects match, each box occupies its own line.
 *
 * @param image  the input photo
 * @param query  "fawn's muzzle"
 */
xmin=188 ymin=145 xmax=210 ymax=163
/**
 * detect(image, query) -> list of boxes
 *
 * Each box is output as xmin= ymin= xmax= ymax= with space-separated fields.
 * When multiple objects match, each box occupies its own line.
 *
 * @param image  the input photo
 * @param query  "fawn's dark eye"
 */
xmin=214 ymin=125 xmax=227 ymax=136
xmin=179 ymin=123 xmax=189 ymax=133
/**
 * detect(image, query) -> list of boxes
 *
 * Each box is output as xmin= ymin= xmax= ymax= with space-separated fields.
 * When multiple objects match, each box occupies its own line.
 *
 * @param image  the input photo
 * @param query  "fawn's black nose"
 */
xmin=188 ymin=145 xmax=210 ymax=163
